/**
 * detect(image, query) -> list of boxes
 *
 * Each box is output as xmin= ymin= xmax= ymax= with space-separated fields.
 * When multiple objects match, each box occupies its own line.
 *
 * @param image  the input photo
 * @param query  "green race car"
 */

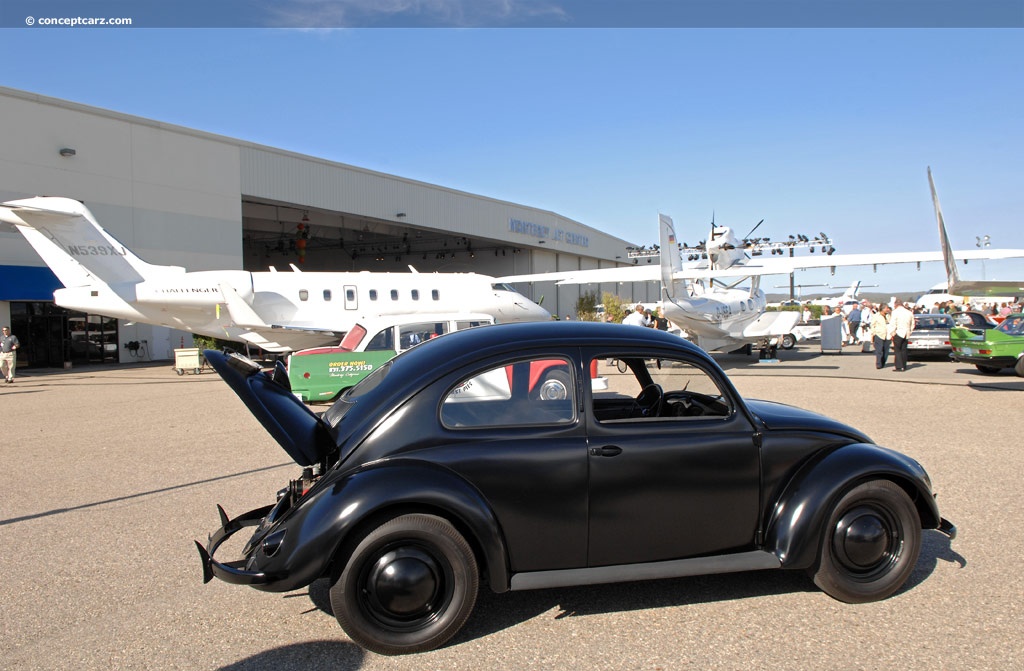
xmin=950 ymin=313 xmax=1024 ymax=376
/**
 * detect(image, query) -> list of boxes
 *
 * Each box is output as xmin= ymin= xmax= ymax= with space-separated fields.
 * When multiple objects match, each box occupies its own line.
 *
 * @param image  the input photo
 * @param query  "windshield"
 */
xmin=915 ymin=315 xmax=953 ymax=329
xmin=997 ymin=315 xmax=1024 ymax=336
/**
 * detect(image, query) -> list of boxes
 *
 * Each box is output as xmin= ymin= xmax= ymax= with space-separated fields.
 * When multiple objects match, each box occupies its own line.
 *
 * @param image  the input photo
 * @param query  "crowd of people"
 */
xmin=807 ymin=297 xmax=1022 ymax=371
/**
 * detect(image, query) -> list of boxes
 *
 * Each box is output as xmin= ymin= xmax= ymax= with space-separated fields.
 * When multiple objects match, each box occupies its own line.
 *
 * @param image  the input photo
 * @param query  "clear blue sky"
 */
xmin=2 ymin=25 xmax=1021 ymax=294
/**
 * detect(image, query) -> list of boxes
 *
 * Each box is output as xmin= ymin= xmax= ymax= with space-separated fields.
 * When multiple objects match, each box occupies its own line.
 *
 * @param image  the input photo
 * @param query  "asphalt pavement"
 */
xmin=1 ymin=344 xmax=1020 ymax=671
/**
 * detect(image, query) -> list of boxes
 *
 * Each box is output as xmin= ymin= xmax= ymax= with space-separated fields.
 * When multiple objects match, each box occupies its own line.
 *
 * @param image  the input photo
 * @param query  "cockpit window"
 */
xmin=491 ymin=283 xmax=520 ymax=293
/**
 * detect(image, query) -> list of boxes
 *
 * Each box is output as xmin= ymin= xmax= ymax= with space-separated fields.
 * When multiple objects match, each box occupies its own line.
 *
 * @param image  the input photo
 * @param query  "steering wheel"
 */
xmin=635 ymin=383 xmax=664 ymax=417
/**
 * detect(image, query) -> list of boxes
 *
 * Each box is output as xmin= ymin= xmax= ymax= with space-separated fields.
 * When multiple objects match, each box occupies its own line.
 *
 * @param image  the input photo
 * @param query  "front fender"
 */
xmin=765 ymin=443 xmax=941 ymax=569
xmin=249 ymin=460 xmax=510 ymax=593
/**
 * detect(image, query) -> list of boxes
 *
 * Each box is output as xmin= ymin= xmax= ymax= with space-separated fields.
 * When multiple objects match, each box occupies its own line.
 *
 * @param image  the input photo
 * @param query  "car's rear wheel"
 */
xmin=810 ymin=480 xmax=920 ymax=604
xmin=330 ymin=514 xmax=478 ymax=655
xmin=976 ymin=363 xmax=1002 ymax=374
xmin=1015 ymin=357 xmax=1024 ymax=377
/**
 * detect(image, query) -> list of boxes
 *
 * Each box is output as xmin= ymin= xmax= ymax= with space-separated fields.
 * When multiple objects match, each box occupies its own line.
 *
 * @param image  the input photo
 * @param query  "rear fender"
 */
xmin=256 ymin=460 xmax=510 ymax=593
xmin=765 ymin=443 xmax=941 ymax=569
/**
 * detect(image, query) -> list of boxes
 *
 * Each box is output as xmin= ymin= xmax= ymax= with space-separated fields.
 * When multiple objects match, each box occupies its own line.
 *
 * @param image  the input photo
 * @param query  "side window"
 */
xmin=432 ymin=289 xmax=440 ymax=301
xmin=411 ymin=289 xmax=420 ymax=301
xmin=390 ymin=289 xmax=399 ymax=301
xmin=592 ymin=355 xmax=731 ymax=423
xmin=455 ymin=320 xmax=490 ymax=331
xmin=399 ymin=322 xmax=448 ymax=349
xmin=345 ymin=288 xmax=356 ymax=302
xmin=365 ymin=327 xmax=395 ymax=352
xmin=369 ymin=290 xmax=378 ymax=301
xmin=441 ymin=357 xmax=576 ymax=429
xmin=323 ymin=289 xmax=332 ymax=301
xmin=298 ymin=289 xmax=309 ymax=302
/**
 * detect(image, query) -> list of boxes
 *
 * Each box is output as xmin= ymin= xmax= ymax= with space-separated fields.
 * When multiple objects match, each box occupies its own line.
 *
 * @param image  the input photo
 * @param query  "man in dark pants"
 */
xmin=846 ymin=303 xmax=862 ymax=345
xmin=890 ymin=300 xmax=915 ymax=372
xmin=869 ymin=305 xmax=891 ymax=369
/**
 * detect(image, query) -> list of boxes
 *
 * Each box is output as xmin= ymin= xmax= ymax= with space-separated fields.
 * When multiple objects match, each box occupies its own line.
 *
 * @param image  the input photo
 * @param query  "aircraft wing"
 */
xmin=498 ymin=265 xmax=662 ymax=286
xmin=499 ymin=248 xmax=1024 ymax=286
xmin=669 ymin=248 xmax=1024 ymax=281
xmin=218 ymin=282 xmax=344 ymax=351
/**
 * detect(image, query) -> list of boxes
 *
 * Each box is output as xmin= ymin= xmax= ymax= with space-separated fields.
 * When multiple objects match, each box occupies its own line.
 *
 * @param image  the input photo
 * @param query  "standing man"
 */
xmin=622 ymin=304 xmax=650 ymax=327
xmin=869 ymin=304 xmax=891 ymax=369
xmin=889 ymin=300 xmax=915 ymax=372
xmin=1 ymin=326 xmax=20 ymax=383
xmin=846 ymin=302 xmax=862 ymax=345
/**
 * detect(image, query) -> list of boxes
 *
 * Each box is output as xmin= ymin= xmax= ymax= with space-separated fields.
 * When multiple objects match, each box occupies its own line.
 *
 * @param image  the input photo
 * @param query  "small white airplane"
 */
xmin=0 ymin=196 xmax=550 ymax=353
xmin=929 ymin=167 xmax=1024 ymax=299
xmin=501 ymin=180 xmax=1024 ymax=354
xmin=808 ymin=281 xmax=879 ymax=313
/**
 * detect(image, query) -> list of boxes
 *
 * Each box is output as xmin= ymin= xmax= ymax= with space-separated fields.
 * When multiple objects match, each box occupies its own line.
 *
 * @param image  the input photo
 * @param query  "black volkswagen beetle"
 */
xmin=197 ymin=322 xmax=955 ymax=655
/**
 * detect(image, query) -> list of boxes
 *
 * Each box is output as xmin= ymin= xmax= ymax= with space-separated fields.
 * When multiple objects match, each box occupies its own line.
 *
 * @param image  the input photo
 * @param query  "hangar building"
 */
xmin=0 ymin=86 xmax=657 ymax=369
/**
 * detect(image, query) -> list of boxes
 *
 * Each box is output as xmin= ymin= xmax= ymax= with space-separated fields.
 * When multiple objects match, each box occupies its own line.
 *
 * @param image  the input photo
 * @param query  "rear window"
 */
xmin=997 ymin=315 xmax=1024 ymax=335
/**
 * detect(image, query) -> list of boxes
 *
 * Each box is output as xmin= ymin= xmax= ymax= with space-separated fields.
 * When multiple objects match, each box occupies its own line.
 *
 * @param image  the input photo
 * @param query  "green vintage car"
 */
xmin=949 ymin=313 xmax=1024 ymax=376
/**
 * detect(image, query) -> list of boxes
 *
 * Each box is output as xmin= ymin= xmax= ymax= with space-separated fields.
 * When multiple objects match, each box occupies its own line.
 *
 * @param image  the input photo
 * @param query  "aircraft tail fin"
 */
xmin=0 ymin=196 xmax=168 ymax=287
xmin=659 ymin=214 xmax=684 ymax=300
xmin=928 ymin=168 xmax=962 ymax=290
xmin=841 ymin=280 xmax=862 ymax=301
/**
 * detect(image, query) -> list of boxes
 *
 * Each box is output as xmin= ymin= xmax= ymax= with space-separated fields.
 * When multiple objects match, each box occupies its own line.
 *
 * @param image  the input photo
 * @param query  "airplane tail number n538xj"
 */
xmin=0 ymin=197 xmax=550 ymax=353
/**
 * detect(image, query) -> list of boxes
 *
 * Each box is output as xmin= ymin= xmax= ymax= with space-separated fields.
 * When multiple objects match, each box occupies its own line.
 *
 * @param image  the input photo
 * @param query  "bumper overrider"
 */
xmin=195 ymin=503 xmax=280 ymax=586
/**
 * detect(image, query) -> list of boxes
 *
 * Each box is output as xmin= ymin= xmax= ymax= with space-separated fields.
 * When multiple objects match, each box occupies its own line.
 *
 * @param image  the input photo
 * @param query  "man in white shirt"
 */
xmin=889 ymin=300 xmax=915 ymax=372
xmin=622 ymin=305 xmax=650 ymax=327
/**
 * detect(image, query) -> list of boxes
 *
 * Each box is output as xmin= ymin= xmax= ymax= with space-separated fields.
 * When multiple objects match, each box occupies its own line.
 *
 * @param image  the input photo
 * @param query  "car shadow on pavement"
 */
xmin=292 ymin=531 xmax=965 ymax=655
xmin=901 ymin=528 xmax=966 ymax=596
xmin=217 ymin=640 xmax=365 ymax=671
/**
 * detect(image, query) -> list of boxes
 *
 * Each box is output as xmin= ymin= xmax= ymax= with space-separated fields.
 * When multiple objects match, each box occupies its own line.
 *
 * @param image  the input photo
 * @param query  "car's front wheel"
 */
xmin=330 ymin=514 xmax=479 ymax=655
xmin=810 ymin=480 xmax=920 ymax=604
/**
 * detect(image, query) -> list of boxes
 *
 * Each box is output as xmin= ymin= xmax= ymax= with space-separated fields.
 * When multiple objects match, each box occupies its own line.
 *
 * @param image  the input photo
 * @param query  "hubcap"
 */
xmin=364 ymin=547 xmax=444 ymax=624
xmin=832 ymin=504 xmax=901 ymax=578
xmin=538 ymin=379 xmax=567 ymax=400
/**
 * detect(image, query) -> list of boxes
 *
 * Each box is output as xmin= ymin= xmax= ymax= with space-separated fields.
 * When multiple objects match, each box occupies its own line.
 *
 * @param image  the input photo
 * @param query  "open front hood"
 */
xmin=745 ymin=399 xmax=872 ymax=444
xmin=205 ymin=350 xmax=335 ymax=467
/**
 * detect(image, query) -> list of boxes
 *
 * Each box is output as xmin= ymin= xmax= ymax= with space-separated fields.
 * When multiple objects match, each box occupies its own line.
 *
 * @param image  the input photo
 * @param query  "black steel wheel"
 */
xmin=330 ymin=514 xmax=478 ymax=655
xmin=811 ymin=480 xmax=920 ymax=604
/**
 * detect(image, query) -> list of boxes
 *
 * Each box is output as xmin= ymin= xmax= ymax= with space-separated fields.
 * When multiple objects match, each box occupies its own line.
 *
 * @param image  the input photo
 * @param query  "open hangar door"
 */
xmin=240 ymin=198 xmax=533 ymax=279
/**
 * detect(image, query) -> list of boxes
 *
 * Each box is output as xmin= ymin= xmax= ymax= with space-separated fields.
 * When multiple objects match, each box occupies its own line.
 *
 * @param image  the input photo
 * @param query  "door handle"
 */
xmin=589 ymin=445 xmax=622 ymax=457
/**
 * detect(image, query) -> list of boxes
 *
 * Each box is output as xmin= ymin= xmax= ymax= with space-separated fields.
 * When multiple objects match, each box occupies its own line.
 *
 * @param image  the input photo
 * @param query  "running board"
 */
xmin=509 ymin=550 xmax=781 ymax=591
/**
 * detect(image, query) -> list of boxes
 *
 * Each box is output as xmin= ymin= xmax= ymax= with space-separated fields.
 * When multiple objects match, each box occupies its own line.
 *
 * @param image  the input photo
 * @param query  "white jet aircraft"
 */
xmin=0 ymin=197 xmax=550 ymax=353
xmin=502 ymin=193 xmax=1024 ymax=354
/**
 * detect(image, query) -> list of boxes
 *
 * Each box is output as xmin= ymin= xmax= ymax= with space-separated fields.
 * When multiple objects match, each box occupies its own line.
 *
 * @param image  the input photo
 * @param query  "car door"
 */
xmin=432 ymin=351 xmax=590 ymax=572
xmin=583 ymin=348 xmax=761 ymax=568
